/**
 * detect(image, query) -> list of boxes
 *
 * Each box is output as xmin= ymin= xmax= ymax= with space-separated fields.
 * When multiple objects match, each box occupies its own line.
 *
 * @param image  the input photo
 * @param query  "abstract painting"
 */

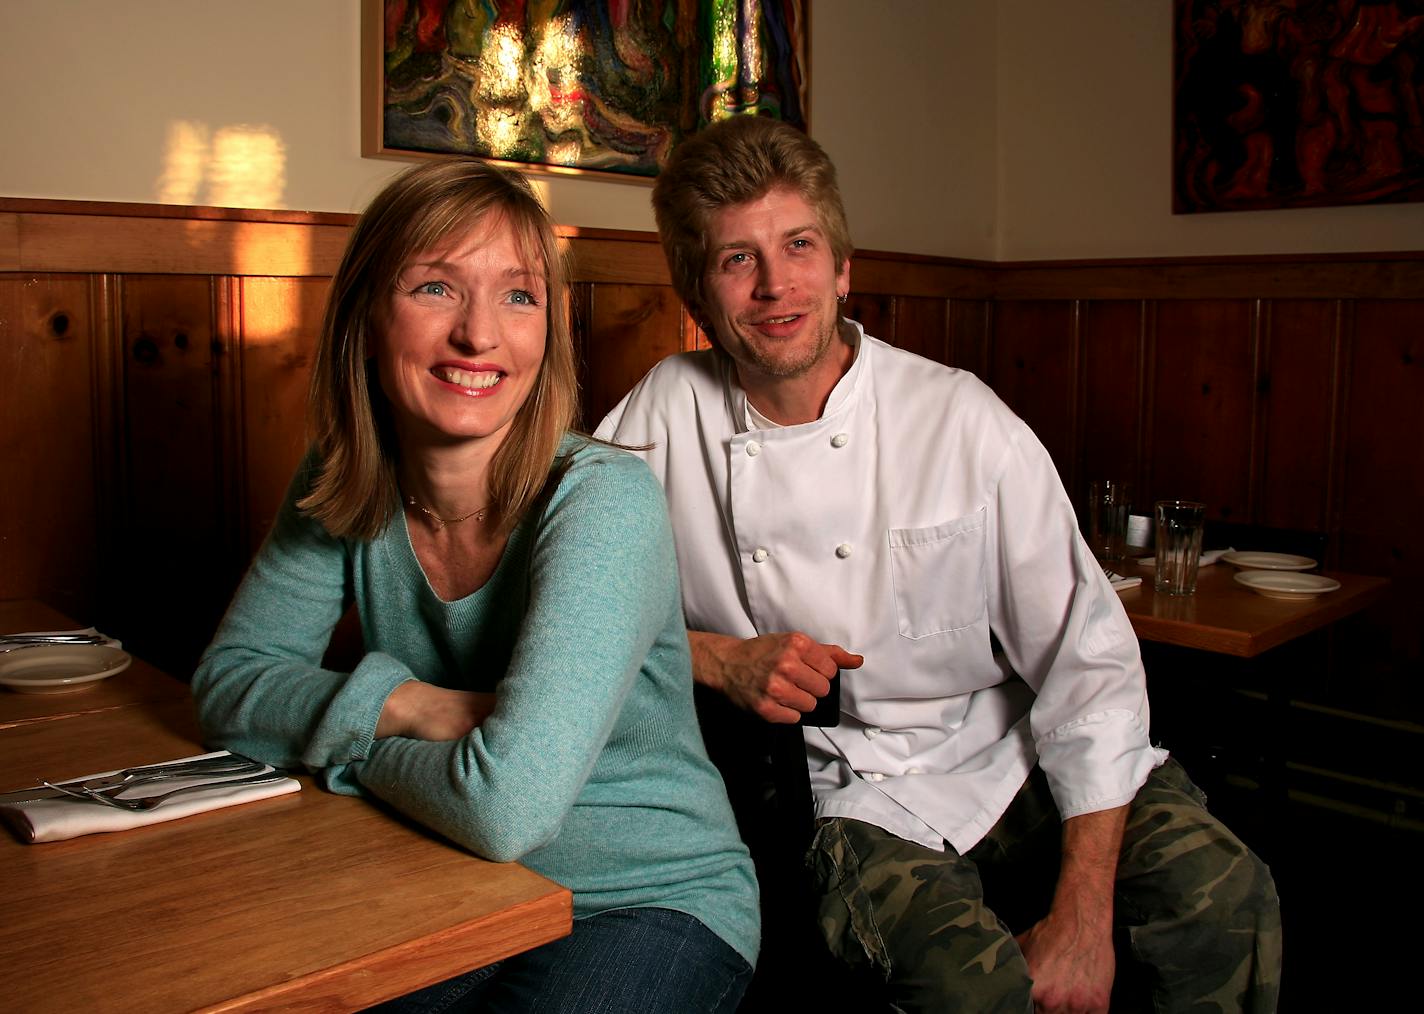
xmin=1173 ymin=0 xmax=1424 ymax=213
xmin=363 ymin=0 xmax=810 ymax=181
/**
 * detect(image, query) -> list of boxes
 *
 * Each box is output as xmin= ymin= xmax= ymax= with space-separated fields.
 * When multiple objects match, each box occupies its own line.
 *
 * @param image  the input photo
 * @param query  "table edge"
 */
xmin=200 ymin=886 xmax=573 ymax=1013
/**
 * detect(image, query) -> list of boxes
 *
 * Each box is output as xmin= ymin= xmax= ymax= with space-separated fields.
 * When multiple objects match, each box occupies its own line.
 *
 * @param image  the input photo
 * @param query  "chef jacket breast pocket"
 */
xmin=887 ymin=508 xmax=987 ymax=639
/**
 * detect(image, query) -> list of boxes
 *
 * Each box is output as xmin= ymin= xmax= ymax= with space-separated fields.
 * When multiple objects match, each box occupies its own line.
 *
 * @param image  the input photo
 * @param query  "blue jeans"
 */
xmin=367 ymin=906 xmax=752 ymax=1013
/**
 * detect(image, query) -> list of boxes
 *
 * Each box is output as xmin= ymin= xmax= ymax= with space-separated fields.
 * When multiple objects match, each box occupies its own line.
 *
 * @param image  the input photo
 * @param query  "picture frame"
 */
xmin=1173 ymin=0 xmax=1424 ymax=214
xmin=362 ymin=0 xmax=811 ymax=184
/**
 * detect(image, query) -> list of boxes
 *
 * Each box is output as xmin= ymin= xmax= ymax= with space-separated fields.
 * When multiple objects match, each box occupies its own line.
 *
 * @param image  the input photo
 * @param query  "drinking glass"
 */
xmin=1088 ymin=479 xmax=1131 ymax=566
xmin=1154 ymin=500 xmax=1206 ymax=595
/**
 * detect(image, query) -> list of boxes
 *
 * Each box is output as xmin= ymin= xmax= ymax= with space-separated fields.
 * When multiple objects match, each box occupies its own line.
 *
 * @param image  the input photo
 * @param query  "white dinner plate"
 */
xmin=1220 ymin=550 xmax=1317 ymax=571
xmin=1233 ymin=571 xmax=1340 ymax=600
xmin=0 ymin=644 xmax=133 ymax=694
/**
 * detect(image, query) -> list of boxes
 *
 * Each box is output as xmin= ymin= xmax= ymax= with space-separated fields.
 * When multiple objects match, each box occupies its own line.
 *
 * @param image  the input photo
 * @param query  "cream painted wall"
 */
xmin=816 ymin=1 xmax=998 ymax=258
xmin=1 ymin=2 xmax=1416 ymax=261
xmin=0 ymin=0 xmax=992 ymax=257
xmin=996 ymin=0 xmax=1424 ymax=259
xmin=0 ymin=0 xmax=650 ymax=231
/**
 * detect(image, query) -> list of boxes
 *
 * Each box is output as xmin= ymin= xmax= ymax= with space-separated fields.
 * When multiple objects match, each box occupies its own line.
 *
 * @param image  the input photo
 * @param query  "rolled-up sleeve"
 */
xmin=985 ymin=423 xmax=1166 ymax=820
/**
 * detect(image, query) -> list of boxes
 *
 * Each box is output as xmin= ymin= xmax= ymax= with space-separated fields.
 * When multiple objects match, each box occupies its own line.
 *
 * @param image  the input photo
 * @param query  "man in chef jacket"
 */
xmin=595 ymin=115 xmax=1281 ymax=1013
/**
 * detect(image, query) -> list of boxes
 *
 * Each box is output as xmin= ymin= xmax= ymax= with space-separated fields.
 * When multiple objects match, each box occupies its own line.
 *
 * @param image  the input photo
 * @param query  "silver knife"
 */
xmin=0 ymin=633 xmax=108 ymax=645
xmin=0 ymin=755 xmax=263 ymax=804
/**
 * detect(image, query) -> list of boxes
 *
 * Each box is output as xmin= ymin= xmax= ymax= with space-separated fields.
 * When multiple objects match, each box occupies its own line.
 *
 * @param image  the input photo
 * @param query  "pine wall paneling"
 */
xmin=2 ymin=201 xmax=1418 ymax=785
xmin=1 ymin=274 xmax=107 ymax=623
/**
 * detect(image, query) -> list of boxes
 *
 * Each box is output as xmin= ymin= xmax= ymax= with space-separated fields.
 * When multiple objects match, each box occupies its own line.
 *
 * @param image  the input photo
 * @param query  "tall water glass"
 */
xmin=1088 ymin=479 xmax=1131 ymax=566
xmin=1154 ymin=500 xmax=1206 ymax=595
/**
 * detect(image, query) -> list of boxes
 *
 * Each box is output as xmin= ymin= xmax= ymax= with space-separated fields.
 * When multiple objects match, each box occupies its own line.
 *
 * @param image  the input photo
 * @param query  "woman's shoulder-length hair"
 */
xmin=298 ymin=158 xmax=579 ymax=541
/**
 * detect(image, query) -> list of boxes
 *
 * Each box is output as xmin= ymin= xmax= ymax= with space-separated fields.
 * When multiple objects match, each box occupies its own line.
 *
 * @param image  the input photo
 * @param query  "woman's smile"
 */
xmin=432 ymin=363 xmax=505 ymax=392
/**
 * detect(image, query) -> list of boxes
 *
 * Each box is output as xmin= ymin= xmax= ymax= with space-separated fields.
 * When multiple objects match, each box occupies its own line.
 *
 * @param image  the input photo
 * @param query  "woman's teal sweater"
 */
xmin=192 ymin=439 xmax=759 ymax=965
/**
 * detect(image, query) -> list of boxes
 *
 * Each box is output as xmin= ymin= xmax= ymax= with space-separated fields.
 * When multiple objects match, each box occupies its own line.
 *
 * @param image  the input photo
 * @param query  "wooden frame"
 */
xmin=361 ymin=0 xmax=811 ymax=183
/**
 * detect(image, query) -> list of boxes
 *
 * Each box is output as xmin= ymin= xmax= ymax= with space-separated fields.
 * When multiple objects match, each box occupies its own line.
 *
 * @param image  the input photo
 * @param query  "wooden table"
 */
xmin=1116 ymin=562 xmax=1388 ymax=657
xmin=0 ymin=599 xmax=192 ymax=729
xmin=0 ymin=624 xmax=571 ymax=1012
xmin=1115 ymin=561 xmax=1389 ymax=856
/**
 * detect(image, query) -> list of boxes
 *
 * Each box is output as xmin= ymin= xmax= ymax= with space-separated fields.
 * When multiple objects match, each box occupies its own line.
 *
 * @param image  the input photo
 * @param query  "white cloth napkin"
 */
xmin=0 ymin=750 xmax=300 ymax=844
xmin=1109 ymin=573 xmax=1143 ymax=591
xmin=1138 ymin=547 xmax=1233 ymax=569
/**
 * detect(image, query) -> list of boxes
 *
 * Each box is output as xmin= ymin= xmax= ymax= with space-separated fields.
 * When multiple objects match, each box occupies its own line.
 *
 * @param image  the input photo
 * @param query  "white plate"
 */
xmin=1234 ymin=571 xmax=1340 ymax=600
xmin=1220 ymin=550 xmax=1317 ymax=571
xmin=0 ymin=644 xmax=133 ymax=694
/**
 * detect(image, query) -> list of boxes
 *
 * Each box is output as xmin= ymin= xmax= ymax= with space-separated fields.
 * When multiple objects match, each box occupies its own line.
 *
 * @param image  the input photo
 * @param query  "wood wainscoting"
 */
xmin=3 ymin=200 xmax=1420 ymax=774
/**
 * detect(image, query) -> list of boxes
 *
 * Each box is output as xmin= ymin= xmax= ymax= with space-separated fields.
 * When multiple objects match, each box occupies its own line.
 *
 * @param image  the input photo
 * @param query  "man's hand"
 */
xmin=1015 ymin=904 xmax=1115 ymax=1013
xmin=689 ymin=630 xmax=863 ymax=723
xmin=1013 ymin=805 xmax=1127 ymax=1013
xmin=376 ymin=682 xmax=497 ymax=741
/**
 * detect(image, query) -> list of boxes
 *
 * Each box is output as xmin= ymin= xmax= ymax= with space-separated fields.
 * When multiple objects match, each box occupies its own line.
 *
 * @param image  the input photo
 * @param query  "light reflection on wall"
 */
xmin=155 ymin=120 xmax=288 ymax=209
xmin=208 ymin=127 xmax=287 ymax=209
xmin=155 ymin=121 xmax=211 ymax=205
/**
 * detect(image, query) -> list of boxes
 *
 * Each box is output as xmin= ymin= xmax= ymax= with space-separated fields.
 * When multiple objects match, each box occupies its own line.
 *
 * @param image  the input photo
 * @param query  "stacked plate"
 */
xmin=1219 ymin=551 xmax=1316 ymax=571
xmin=1221 ymin=551 xmax=1340 ymax=599
xmin=0 ymin=645 xmax=132 ymax=694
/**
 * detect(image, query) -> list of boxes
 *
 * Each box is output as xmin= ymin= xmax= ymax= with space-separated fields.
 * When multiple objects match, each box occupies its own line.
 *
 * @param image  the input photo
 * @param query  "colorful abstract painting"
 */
xmin=366 ymin=0 xmax=810 ymax=180
xmin=1173 ymin=0 xmax=1424 ymax=213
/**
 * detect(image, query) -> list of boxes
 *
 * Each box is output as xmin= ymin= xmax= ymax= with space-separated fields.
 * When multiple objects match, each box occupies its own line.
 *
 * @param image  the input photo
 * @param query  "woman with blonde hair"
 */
xmin=193 ymin=158 xmax=757 ymax=1012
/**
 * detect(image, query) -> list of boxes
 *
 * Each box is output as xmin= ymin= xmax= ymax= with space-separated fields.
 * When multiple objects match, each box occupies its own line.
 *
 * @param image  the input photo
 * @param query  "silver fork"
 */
xmin=56 ymin=755 xmax=263 ymax=795
xmin=87 ymin=758 xmax=266 ymax=796
xmin=43 ymin=771 xmax=288 ymax=811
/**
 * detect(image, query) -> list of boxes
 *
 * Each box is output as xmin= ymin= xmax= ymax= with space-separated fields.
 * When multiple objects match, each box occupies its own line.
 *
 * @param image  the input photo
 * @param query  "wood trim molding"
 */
xmin=15 ymin=213 xmax=355 ymax=277
xmin=2 ymin=197 xmax=1421 ymax=298
xmin=993 ymin=257 xmax=1424 ymax=300
xmin=0 ymin=213 xmax=17 ymax=271
xmin=0 ymin=197 xmax=357 ymax=226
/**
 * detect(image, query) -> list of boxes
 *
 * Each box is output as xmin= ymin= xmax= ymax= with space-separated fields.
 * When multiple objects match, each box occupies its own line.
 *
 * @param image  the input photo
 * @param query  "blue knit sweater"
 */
xmin=192 ymin=439 xmax=759 ymax=965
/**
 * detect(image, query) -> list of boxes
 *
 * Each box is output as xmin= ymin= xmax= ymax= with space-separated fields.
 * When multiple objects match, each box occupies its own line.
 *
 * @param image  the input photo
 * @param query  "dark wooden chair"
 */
xmin=693 ymin=686 xmax=885 ymax=1011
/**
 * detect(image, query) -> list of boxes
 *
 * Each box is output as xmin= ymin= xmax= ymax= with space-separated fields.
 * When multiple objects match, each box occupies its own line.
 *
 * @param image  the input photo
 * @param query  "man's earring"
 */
xmin=837 ymin=293 xmax=848 ymax=304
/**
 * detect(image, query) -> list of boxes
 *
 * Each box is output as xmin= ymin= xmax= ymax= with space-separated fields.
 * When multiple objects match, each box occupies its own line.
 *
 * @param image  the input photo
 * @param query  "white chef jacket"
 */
xmin=595 ymin=322 xmax=1167 ymax=853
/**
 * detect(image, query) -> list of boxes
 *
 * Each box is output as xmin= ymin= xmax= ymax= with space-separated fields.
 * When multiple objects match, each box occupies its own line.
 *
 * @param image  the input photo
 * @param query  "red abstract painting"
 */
xmin=1174 ymin=0 xmax=1424 ymax=213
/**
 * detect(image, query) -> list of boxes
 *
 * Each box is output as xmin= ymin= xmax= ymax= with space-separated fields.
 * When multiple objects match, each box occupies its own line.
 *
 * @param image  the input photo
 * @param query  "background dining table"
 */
xmin=1115 ymin=560 xmax=1388 ymax=657
xmin=0 ymin=599 xmax=192 ymax=730
xmin=1114 ymin=559 xmax=1390 ymax=860
xmin=0 ymin=599 xmax=572 ymax=1013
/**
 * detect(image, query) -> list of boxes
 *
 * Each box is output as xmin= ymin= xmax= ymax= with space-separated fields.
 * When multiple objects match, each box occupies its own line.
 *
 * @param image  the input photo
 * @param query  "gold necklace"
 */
xmin=405 ymin=495 xmax=489 ymax=529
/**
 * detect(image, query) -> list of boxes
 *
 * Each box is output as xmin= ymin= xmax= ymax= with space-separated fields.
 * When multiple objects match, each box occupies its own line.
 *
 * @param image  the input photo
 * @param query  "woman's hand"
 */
xmin=376 ymin=681 xmax=496 ymax=741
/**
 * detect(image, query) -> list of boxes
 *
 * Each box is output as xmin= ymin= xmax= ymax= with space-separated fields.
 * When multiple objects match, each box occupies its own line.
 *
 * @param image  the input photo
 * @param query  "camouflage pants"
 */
xmin=805 ymin=759 xmax=1281 ymax=1013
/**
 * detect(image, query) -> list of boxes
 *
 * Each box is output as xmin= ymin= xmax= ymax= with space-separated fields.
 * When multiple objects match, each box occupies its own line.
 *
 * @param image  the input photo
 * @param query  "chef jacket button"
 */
xmin=864 ymin=726 xmax=881 ymax=739
xmin=752 ymin=548 xmax=769 ymax=563
xmin=831 ymin=432 xmax=849 ymax=448
xmin=867 ymin=771 xmax=885 ymax=783
xmin=745 ymin=440 xmax=761 ymax=457
xmin=835 ymin=543 xmax=852 ymax=559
